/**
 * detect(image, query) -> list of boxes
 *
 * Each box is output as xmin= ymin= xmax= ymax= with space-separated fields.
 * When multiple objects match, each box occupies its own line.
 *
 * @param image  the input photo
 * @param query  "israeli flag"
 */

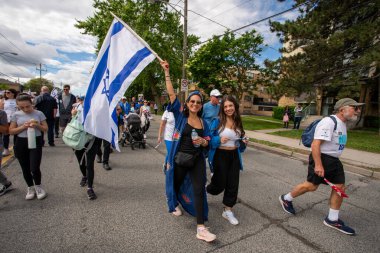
xmin=51 ymin=88 xmax=58 ymax=98
xmin=82 ymin=18 xmax=156 ymax=151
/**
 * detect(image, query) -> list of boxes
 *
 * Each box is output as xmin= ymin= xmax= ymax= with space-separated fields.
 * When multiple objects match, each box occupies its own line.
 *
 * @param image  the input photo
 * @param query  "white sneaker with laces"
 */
xmin=222 ymin=209 xmax=239 ymax=225
xmin=172 ymin=206 xmax=182 ymax=216
xmin=25 ymin=187 xmax=35 ymax=200
xmin=196 ymin=227 xmax=216 ymax=242
xmin=35 ymin=185 xmax=47 ymax=200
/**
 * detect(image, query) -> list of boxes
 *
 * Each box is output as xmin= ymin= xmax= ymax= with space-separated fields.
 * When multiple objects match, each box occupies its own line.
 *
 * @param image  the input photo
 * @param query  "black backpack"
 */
xmin=301 ymin=116 xmax=337 ymax=148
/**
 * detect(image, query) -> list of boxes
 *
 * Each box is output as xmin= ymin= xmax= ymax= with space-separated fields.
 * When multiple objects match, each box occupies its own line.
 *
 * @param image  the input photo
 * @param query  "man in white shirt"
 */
xmin=279 ymin=98 xmax=364 ymax=236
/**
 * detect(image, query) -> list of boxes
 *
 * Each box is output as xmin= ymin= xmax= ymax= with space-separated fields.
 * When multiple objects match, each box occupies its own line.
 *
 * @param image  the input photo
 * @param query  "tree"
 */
xmin=268 ymin=0 xmax=380 ymax=115
xmin=75 ymin=0 xmax=199 ymax=105
xmin=188 ymin=31 xmax=264 ymax=101
xmin=24 ymin=78 xmax=54 ymax=94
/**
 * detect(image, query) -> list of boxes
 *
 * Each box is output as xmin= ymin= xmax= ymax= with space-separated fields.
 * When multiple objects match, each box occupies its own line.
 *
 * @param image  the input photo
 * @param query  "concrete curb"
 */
xmin=247 ymin=141 xmax=379 ymax=179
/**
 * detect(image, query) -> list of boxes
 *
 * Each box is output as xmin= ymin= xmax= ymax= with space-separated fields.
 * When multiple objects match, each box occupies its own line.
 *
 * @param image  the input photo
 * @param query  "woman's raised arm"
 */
xmin=160 ymin=60 xmax=176 ymax=104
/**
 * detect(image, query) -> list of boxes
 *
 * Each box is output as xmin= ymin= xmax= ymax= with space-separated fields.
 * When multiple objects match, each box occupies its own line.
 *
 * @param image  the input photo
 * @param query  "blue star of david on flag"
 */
xmin=101 ymin=69 xmax=110 ymax=101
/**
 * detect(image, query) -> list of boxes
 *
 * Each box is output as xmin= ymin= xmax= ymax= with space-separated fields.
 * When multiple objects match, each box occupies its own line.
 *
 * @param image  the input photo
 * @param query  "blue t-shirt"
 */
xmin=202 ymin=101 xmax=220 ymax=127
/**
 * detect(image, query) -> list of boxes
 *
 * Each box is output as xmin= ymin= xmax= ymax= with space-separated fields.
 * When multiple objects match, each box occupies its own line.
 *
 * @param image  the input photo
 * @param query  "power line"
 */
xmin=0 ymin=71 xmax=19 ymax=82
xmin=0 ymin=32 xmax=26 ymax=55
xmin=190 ymin=0 xmax=253 ymax=29
xmin=198 ymin=2 xmax=307 ymax=45
xmin=0 ymin=55 xmax=34 ymax=77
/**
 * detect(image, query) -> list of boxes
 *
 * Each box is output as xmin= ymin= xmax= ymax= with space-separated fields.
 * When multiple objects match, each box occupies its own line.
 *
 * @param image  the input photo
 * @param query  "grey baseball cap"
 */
xmin=334 ymin=98 xmax=364 ymax=111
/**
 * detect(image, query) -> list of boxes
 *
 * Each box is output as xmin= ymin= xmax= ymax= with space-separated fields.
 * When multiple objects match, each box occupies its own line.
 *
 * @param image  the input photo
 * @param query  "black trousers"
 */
xmin=96 ymin=139 xmax=111 ymax=164
xmin=42 ymin=119 xmax=55 ymax=145
xmin=294 ymin=116 xmax=302 ymax=129
xmin=14 ymin=136 xmax=43 ymax=187
xmin=54 ymin=117 xmax=60 ymax=136
xmin=74 ymin=138 xmax=101 ymax=188
xmin=174 ymin=154 xmax=206 ymax=224
xmin=207 ymin=149 xmax=241 ymax=208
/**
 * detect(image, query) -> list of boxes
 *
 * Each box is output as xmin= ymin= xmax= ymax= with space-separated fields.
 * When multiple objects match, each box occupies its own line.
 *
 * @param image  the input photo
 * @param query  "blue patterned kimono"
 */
xmin=165 ymin=98 xmax=210 ymax=220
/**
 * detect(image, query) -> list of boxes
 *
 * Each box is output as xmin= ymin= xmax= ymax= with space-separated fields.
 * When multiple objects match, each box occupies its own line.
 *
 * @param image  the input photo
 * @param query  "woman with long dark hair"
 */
xmin=206 ymin=95 xmax=248 ymax=225
xmin=9 ymin=94 xmax=48 ymax=200
xmin=160 ymin=60 xmax=216 ymax=242
xmin=0 ymin=88 xmax=18 ymax=156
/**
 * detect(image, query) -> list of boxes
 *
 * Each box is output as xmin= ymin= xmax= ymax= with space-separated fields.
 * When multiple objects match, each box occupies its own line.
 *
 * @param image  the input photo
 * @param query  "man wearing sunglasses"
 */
xmin=57 ymin=85 xmax=76 ymax=133
xmin=279 ymin=98 xmax=364 ymax=236
xmin=202 ymin=89 xmax=222 ymax=128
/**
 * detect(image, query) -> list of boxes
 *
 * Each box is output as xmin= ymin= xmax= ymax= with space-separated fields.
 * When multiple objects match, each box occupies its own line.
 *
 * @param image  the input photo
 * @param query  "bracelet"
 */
xmin=202 ymin=139 xmax=207 ymax=145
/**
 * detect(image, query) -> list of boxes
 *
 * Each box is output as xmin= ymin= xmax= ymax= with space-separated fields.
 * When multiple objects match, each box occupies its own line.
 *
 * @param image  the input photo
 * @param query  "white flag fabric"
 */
xmin=82 ymin=18 xmax=156 ymax=151
xmin=51 ymin=88 xmax=58 ymax=98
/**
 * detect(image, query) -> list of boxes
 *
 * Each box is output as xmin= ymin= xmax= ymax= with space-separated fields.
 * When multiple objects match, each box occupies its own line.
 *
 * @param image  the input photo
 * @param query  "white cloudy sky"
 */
xmin=0 ymin=0 xmax=298 ymax=95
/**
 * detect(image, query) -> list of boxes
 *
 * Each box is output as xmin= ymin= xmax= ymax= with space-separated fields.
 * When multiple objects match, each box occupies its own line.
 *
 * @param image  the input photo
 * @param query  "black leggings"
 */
xmin=207 ymin=149 xmax=241 ymax=208
xmin=74 ymin=138 xmax=101 ymax=188
xmin=14 ymin=136 xmax=43 ymax=187
xmin=174 ymin=154 xmax=206 ymax=224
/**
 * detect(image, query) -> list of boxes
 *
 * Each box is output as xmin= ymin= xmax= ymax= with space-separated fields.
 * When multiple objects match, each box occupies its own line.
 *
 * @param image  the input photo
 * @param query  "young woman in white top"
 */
xmin=207 ymin=95 xmax=248 ymax=225
xmin=157 ymin=109 xmax=175 ymax=165
xmin=9 ymin=94 xmax=48 ymax=200
xmin=0 ymin=89 xmax=18 ymax=156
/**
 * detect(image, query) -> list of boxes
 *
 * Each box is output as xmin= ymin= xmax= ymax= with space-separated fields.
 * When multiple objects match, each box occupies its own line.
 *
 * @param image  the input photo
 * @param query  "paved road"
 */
xmin=0 ymin=117 xmax=379 ymax=253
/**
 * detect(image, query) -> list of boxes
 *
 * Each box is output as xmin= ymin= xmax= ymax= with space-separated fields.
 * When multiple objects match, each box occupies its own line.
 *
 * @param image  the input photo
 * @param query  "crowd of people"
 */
xmin=0 ymin=62 xmax=362 ymax=242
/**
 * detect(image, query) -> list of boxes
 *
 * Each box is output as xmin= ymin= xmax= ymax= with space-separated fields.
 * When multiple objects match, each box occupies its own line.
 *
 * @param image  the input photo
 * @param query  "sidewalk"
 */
xmin=245 ymin=128 xmax=380 ymax=179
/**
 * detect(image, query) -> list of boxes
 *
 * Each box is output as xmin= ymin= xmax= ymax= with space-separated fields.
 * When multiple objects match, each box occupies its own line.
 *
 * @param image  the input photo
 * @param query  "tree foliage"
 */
xmin=75 ymin=0 xmax=199 ymax=103
xmin=24 ymin=78 xmax=54 ymax=94
xmin=188 ymin=31 xmax=264 ymax=101
xmin=267 ymin=0 xmax=380 ymax=100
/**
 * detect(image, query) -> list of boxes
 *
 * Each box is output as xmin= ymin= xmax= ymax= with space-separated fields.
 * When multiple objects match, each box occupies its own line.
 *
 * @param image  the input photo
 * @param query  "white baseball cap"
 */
xmin=122 ymin=96 xmax=126 ymax=99
xmin=210 ymin=89 xmax=221 ymax=97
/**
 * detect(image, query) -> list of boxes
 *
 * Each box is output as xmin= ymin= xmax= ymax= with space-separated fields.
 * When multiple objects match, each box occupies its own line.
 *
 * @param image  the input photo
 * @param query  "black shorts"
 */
xmin=307 ymin=153 xmax=345 ymax=185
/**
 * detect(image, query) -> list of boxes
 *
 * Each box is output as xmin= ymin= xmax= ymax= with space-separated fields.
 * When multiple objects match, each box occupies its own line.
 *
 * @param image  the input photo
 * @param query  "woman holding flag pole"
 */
xmin=160 ymin=60 xmax=216 ymax=243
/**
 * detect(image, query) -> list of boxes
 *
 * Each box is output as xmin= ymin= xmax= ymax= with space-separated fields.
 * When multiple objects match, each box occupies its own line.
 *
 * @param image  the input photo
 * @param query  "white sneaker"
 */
xmin=172 ymin=206 xmax=182 ymax=216
xmin=35 ymin=185 xmax=47 ymax=200
xmin=25 ymin=187 xmax=35 ymax=200
xmin=222 ymin=209 xmax=239 ymax=225
xmin=2 ymin=149 xmax=10 ymax=156
xmin=196 ymin=227 xmax=216 ymax=242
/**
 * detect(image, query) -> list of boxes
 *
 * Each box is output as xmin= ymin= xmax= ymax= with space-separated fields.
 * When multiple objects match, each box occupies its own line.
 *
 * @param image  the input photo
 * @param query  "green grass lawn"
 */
xmin=269 ymin=129 xmax=380 ymax=153
xmin=242 ymin=116 xmax=284 ymax=130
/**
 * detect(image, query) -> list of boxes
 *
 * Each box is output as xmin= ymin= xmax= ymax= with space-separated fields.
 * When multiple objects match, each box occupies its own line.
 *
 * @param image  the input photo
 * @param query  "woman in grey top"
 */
xmin=9 ymin=94 xmax=48 ymax=200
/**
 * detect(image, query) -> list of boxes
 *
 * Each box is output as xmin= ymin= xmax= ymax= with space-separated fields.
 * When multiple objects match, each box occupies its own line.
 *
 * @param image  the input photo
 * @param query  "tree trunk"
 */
xmin=316 ymin=86 xmax=323 ymax=116
xmin=378 ymin=75 xmax=380 ymax=135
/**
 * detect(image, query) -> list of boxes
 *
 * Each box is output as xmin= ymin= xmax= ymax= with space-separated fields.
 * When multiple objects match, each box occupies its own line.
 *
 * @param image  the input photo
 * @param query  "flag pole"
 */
xmin=110 ymin=12 xmax=163 ymax=62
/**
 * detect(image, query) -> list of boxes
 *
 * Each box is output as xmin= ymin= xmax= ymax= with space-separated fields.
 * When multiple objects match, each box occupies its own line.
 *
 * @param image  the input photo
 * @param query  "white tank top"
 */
xmin=219 ymin=127 xmax=240 ymax=147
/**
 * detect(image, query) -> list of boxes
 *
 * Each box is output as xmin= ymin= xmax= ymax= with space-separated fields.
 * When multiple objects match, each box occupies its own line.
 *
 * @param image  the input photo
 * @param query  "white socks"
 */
xmin=328 ymin=208 xmax=339 ymax=221
xmin=284 ymin=193 xmax=294 ymax=201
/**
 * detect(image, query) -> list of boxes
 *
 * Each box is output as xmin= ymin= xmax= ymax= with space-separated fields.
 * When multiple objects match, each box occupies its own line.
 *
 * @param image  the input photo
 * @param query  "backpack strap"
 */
xmin=328 ymin=116 xmax=337 ymax=131
xmin=79 ymin=137 xmax=96 ymax=166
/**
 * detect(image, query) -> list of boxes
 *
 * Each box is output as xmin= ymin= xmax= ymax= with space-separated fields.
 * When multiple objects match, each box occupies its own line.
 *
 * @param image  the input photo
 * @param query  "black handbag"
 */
xmin=174 ymin=151 xmax=198 ymax=168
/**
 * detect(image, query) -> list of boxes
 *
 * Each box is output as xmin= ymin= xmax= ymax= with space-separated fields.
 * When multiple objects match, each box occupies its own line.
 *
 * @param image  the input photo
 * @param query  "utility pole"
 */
xmin=36 ymin=63 xmax=47 ymax=88
xmin=182 ymin=0 xmax=188 ymax=103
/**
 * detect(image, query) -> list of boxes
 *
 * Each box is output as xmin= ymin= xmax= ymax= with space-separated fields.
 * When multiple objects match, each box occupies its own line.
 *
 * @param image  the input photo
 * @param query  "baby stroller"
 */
xmin=120 ymin=113 xmax=146 ymax=149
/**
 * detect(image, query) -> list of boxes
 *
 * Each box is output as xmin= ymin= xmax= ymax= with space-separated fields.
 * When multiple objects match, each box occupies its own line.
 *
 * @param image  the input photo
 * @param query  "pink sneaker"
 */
xmin=196 ymin=227 xmax=216 ymax=242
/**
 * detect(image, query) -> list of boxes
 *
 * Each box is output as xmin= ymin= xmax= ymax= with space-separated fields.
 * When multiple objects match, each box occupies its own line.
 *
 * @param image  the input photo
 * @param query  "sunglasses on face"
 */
xmin=350 ymin=105 xmax=360 ymax=111
xmin=5 ymin=91 xmax=10 ymax=94
xmin=189 ymin=100 xmax=202 ymax=105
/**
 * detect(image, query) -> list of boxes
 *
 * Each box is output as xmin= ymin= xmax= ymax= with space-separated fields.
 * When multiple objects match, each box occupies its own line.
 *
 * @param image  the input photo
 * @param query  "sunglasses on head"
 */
xmin=189 ymin=100 xmax=202 ymax=105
